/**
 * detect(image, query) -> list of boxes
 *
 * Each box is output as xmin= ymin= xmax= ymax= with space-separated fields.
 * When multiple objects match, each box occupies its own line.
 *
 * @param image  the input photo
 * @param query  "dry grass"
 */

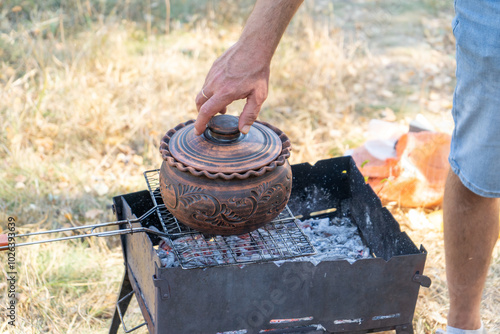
xmin=0 ymin=0 xmax=498 ymax=333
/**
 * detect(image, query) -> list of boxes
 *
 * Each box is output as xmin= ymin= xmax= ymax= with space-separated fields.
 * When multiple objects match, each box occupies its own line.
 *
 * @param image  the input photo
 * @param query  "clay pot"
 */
xmin=159 ymin=115 xmax=292 ymax=235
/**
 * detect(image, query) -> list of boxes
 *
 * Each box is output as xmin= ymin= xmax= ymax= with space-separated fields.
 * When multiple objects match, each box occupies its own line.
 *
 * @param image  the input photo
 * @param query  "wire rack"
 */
xmin=143 ymin=169 xmax=316 ymax=269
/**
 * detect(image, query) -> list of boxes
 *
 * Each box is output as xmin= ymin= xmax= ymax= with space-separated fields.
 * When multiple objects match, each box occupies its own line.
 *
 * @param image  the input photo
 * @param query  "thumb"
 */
xmin=239 ymin=96 xmax=262 ymax=134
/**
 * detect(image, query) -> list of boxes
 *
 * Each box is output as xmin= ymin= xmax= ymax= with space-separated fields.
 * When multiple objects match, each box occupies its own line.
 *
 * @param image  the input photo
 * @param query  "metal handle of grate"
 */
xmin=144 ymin=169 xmax=316 ymax=269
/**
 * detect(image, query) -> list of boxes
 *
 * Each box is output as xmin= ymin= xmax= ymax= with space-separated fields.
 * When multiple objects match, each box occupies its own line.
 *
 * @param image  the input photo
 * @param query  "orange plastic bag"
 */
xmin=352 ymin=131 xmax=451 ymax=208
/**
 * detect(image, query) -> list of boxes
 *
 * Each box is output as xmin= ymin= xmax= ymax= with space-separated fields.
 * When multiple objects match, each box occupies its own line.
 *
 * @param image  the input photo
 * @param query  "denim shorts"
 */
xmin=449 ymin=0 xmax=500 ymax=197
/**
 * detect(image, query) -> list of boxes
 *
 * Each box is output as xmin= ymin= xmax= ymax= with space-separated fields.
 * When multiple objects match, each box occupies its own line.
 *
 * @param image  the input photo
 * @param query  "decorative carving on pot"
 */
xmin=159 ymin=115 xmax=292 ymax=235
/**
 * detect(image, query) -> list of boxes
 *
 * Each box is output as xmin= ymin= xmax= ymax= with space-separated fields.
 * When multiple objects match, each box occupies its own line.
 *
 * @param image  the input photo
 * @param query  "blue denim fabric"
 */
xmin=449 ymin=0 xmax=500 ymax=197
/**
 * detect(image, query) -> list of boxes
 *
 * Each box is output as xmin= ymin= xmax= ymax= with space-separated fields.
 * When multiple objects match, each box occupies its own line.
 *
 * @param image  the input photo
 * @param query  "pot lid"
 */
xmin=168 ymin=115 xmax=282 ymax=174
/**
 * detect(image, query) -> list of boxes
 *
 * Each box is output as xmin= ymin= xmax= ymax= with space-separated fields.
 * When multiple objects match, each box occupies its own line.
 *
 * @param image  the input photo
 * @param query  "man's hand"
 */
xmin=194 ymin=41 xmax=270 ymax=136
xmin=194 ymin=0 xmax=303 ymax=136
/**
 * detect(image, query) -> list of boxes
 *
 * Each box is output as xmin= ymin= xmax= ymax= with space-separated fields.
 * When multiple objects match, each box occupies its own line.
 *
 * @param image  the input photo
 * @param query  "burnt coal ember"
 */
xmin=156 ymin=215 xmax=372 ymax=268
xmin=156 ymin=230 xmax=302 ymax=268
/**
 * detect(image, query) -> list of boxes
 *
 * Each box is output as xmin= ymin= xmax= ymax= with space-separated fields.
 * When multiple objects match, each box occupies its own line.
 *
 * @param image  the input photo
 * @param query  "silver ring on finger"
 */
xmin=201 ymin=88 xmax=209 ymax=99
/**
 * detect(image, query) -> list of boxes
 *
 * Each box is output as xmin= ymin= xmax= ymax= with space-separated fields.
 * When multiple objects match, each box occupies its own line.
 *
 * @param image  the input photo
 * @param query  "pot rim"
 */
xmin=160 ymin=119 xmax=291 ymax=180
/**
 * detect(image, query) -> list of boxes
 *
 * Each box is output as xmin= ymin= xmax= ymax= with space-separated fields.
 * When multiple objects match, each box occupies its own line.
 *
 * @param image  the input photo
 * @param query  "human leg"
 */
xmin=442 ymin=1 xmax=500 ymax=331
xmin=443 ymin=170 xmax=499 ymax=330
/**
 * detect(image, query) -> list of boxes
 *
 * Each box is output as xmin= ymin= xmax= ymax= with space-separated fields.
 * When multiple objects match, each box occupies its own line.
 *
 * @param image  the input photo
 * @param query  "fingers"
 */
xmin=195 ymin=89 xmax=264 ymax=135
xmin=239 ymin=95 xmax=262 ymax=134
xmin=194 ymin=94 xmax=232 ymax=135
xmin=195 ymin=79 xmax=267 ymax=136
xmin=195 ymin=88 xmax=211 ymax=112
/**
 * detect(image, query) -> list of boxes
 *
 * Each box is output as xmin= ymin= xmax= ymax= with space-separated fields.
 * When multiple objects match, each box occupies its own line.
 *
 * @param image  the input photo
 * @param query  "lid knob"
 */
xmin=205 ymin=115 xmax=242 ymax=143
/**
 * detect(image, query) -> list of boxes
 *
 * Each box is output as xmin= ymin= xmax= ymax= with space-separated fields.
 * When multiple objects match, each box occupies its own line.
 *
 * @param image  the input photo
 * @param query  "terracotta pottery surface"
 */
xmin=159 ymin=115 xmax=292 ymax=235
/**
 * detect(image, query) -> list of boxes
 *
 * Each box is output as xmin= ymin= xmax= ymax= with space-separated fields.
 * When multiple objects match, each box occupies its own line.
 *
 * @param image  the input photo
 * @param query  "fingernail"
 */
xmin=194 ymin=128 xmax=201 ymax=136
xmin=241 ymin=125 xmax=251 ymax=134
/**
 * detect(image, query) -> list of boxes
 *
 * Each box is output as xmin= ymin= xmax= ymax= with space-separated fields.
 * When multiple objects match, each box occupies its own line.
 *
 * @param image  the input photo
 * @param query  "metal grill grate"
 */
xmin=143 ymin=169 xmax=316 ymax=269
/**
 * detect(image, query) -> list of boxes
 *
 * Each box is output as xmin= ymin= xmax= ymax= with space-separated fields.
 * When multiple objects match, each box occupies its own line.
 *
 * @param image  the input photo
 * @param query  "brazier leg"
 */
xmin=109 ymin=267 xmax=134 ymax=334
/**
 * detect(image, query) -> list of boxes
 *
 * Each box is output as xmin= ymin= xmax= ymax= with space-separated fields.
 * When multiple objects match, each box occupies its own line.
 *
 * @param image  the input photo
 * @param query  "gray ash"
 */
xmin=294 ymin=216 xmax=372 ymax=265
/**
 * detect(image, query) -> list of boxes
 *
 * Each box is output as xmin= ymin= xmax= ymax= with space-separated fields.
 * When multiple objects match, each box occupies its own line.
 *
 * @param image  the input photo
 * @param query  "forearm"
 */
xmin=237 ymin=0 xmax=303 ymax=64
